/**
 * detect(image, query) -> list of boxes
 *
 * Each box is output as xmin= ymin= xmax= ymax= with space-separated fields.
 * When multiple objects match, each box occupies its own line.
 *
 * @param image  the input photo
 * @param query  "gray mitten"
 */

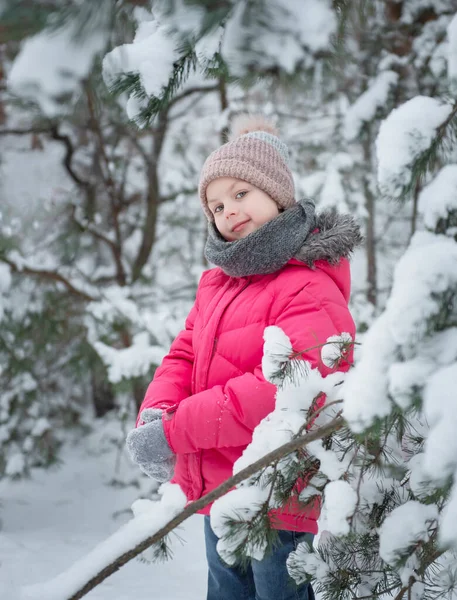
xmin=126 ymin=408 xmax=176 ymax=483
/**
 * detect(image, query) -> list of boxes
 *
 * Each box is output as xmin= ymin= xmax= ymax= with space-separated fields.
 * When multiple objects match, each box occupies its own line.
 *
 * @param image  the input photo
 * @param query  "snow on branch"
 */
xmin=210 ymin=328 xmax=351 ymax=566
xmin=20 ymin=484 xmax=188 ymax=600
xmin=447 ymin=13 xmax=457 ymax=94
xmin=92 ymin=333 xmax=165 ymax=384
xmin=1 ymin=255 xmax=97 ymax=303
xmin=343 ymin=70 xmax=399 ymax=142
xmin=343 ymin=227 xmax=457 ymax=430
xmin=418 ymin=164 xmax=457 ymax=231
xmin=102 ymin=12 xmax=180 ymax=123
xmin=379 ymin=501 xmax=438 ymax=567
xmin=0 ymin=263 xmax=12 ymax=322
xmin=376 ymin=96 xmax=456 ymax=200
xmin=19 ymin=414 xmax=343 ymax=600
xmin=8 ymin=22 xmax=107 ymax=117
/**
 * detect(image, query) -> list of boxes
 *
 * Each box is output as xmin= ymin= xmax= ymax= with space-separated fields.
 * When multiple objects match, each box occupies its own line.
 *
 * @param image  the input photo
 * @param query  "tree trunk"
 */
xmin=131 ymin=111 xmax=168 ymax=282
xmin=91 ymin=361 xmax=115 ymax=418
xmin=362 ymin=135 xmax=377 ymax=307
xmin=0 ymin=46 xmax=6 ymax=126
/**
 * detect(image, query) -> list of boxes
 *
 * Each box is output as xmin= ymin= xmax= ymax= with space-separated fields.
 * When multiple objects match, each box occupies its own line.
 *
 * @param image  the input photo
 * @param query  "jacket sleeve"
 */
xmin=163 ymin=286 xmax=343 ymax=454
xmin=136 ymin=300 xmax=197 ymax=425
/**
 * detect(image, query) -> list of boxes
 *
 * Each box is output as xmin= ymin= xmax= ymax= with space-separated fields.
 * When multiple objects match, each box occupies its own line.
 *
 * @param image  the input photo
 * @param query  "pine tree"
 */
xmin=5 ymin=4 xmax=457 ymax=597
xmin=0 ymin=0 xmax=211 ymax=478
xmin=195 ymin=89 xmax=457 ymax=596
xmin=0 ymin=0 xmax=346 ymax=479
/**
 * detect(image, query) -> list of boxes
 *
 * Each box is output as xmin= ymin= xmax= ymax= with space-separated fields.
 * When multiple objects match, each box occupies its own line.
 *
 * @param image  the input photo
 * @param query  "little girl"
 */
xmin=127 ymin=115 xmax=361 ymax=600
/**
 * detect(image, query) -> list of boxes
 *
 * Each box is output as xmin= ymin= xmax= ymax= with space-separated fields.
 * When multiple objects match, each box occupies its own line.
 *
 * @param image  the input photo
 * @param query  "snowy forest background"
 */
xmin=1 ymin=1 xmax=457 ymax=599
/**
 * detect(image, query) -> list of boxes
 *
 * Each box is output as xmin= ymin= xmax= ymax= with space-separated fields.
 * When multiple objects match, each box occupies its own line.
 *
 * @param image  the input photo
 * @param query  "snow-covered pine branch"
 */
xmin=19 ymin=407 xmax=343 ymax=600
xmin=209 ymin=327 xmax=353 ymax=567
xmin=103 ymin=1 xmax=337 ymax=127
xmin=376 ymin=96 xmax=457 ymax=201
xmin=292 ymin=79 xmax=457 ymax=600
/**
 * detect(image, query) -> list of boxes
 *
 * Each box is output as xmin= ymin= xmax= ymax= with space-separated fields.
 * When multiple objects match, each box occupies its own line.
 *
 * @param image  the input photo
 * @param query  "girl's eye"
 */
xmin=235 ymin=191 xmax=247 ymax=199
xmin=214 ymin=204 xmax=223 ymax=214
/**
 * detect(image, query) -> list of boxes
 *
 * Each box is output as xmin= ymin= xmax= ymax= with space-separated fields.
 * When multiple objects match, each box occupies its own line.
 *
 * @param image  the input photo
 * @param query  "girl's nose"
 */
xmin=225 ymin=202 xmax=238 ymax=218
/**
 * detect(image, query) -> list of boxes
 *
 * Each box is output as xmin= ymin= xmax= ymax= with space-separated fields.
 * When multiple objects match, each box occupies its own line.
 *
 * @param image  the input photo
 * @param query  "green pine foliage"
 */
xmin=0 ymin=284 xmax=88 ymax=477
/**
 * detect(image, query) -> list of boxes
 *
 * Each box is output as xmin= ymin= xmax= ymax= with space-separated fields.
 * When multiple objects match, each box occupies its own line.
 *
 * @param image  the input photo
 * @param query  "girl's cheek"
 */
xmin=215 ymin=222 xmax=229 ymax=240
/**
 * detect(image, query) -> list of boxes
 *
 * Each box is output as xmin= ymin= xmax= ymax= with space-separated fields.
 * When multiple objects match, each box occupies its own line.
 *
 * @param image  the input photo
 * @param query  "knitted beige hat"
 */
xmin=199 ymin=115 xmax=296 ymax=221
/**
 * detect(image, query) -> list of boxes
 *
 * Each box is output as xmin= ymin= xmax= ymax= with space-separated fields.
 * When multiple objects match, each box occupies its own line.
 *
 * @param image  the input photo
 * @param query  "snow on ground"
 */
xmin=0 ymin=435 xmax=207 ymax=600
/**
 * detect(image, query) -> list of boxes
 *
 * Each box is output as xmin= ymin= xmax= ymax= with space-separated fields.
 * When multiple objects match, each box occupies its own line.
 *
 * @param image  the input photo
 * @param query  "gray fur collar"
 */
xmin=296 ymin=209 xmax=363 ymax=267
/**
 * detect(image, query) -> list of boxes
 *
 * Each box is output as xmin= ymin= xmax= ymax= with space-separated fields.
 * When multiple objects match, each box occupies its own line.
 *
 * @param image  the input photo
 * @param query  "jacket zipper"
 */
xmin=201 ymin=278 xmax=251 ymax=391
xmin=195 ymin=278 xmax=251 ymax=499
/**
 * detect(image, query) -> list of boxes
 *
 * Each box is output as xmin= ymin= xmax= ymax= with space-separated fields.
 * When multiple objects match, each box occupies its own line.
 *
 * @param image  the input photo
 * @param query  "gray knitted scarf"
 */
xmin=204 ymin=199 xmax=363 ymax=278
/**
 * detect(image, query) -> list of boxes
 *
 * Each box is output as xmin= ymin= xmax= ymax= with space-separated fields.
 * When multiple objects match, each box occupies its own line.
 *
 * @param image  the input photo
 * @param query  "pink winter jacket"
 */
xmin=138 ymin=257 xmax=355 ymax=534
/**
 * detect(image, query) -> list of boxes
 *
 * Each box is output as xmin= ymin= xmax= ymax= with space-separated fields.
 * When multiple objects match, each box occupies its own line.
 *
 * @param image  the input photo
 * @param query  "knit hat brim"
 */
xmin=199 ymin=136 xmax=295 ymax=221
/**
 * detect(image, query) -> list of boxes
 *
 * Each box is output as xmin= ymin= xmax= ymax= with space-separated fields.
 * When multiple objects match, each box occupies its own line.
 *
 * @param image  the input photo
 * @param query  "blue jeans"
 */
xmin=204 ymin=516 xmax=315 ymax=600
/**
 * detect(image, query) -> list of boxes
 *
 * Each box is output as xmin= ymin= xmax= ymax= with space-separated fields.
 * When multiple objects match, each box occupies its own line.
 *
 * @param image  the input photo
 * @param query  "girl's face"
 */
xmin=206 ymin=177 xmax=280 ymax=241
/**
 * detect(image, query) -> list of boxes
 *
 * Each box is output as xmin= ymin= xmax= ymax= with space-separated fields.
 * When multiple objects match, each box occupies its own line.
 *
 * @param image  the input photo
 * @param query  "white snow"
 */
xmin=282 ymin=0 xmax=337 ymax=53
xmin=422 ymin=364 xmax=457 ymax=482
xmin=93 ymin=333 xmax=165 ymax=384
xmin=344 ymin=228 xmax=457 ymax=431
xmin=378 ymin=501 xmax=438 ymax=565
xmin=418 ymin=164 xmax=457 ymax=230
xmin=0 ymin=438 xmax=207 ymax=600
xmin=3 ymin=3 xmax=457 ymax=595
xmin=320 ymin=333 xmax=353 ymax=369
xmin=286 ymin=542 xmax=328 ymax=585
xmin=8 ymin=25 xmax=107 ymax=116
xmin=385 ymin=231 xmax=457 ymax=353
xmin=0 ymin=262 xmax=12 ymax=293
xmin=5 ymin=453 xmax=26 ymax=477
xmin=447 ymin=13 xmax=457 ymax=92
xmin=388 ymin=359 xmax=434 ymax=409
xmin=376 ymin=96 xmax=453 ymax=198
xmin=153 ymin=1 xmax=203 ymax=38
xmin=306 ymin=442 xmax=350 ymax=482
xmin=343 ymin=71 xmax=399 ymax=141
xmin=125 ymin=94 xmax=149 ymax=122
xmin=440 ymin=479 xmax=457 ymax=549
xmin=85 ymin=287 xmax=179 ymax=383
xmin=319 ymin=480 xmax=357 ymax=536
xmin=21 ymin=483 xmax=187 ymax=600
xmin=221 ymin=0 xmax=336 ymax=76
xmin=343 ymin=313 xmax=394 ymax=431
xmin=408 ymin=454 xmax=437 ymax=501
xmin=102 ymin=16 xmax=179 ymax=99
xmin=195 ymin=27 xmax=224 ymax=62
xmin=0 ymin=262 xmax=12 ymax=322
xmin=261 ymin=325 xmax=294 ymax=385
xmin=210 ymin=486 xmax=270 ymax=564
xmin=318 ymin=166 xmax=349 ymax=213
xmin=299 ymin=171 xmax=326 ymax=199
xmin=31 ymin=418 xmax=50 ymax=437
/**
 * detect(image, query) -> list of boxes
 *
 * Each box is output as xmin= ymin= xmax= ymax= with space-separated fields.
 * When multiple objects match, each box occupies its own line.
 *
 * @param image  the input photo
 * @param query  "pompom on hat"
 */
xmin=199 ymin=115 xmax=296 ymax=221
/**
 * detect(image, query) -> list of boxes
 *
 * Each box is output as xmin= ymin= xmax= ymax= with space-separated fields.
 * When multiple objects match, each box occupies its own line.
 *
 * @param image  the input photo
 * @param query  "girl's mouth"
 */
xmin=232 ymin=219 xmax=250 ymax=232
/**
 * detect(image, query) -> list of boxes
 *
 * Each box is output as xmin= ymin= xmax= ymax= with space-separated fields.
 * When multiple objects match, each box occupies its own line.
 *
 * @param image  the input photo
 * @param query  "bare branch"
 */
xmin=129 ymin=85 xmax=218 ymax=282
xmin=84 ymin=82 xmax=126 ymax=286
xmin=131 ymin=109 xmax=168 ymax=282
xmin=0 ymin=127 xmax=53 ymax=135
xmin=1 ymin=257 xmax=96 ymax=303
xmin=159 ymin=188 xmax=198 ymax=204
xmin=49 ymin=124 xmax=92 ymax=189
xmin=0 ymin=125 xmax=92 ymax=189
xmin=168 ymin=84 xmax=219 ymax=111
xmin=71 ymin=205 xmax=122 ymax=264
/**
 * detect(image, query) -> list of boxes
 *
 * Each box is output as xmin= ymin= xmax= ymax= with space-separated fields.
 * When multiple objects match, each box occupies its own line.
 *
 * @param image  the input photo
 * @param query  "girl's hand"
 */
xmin=126 ymin=409 xmax=176 ymax=482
